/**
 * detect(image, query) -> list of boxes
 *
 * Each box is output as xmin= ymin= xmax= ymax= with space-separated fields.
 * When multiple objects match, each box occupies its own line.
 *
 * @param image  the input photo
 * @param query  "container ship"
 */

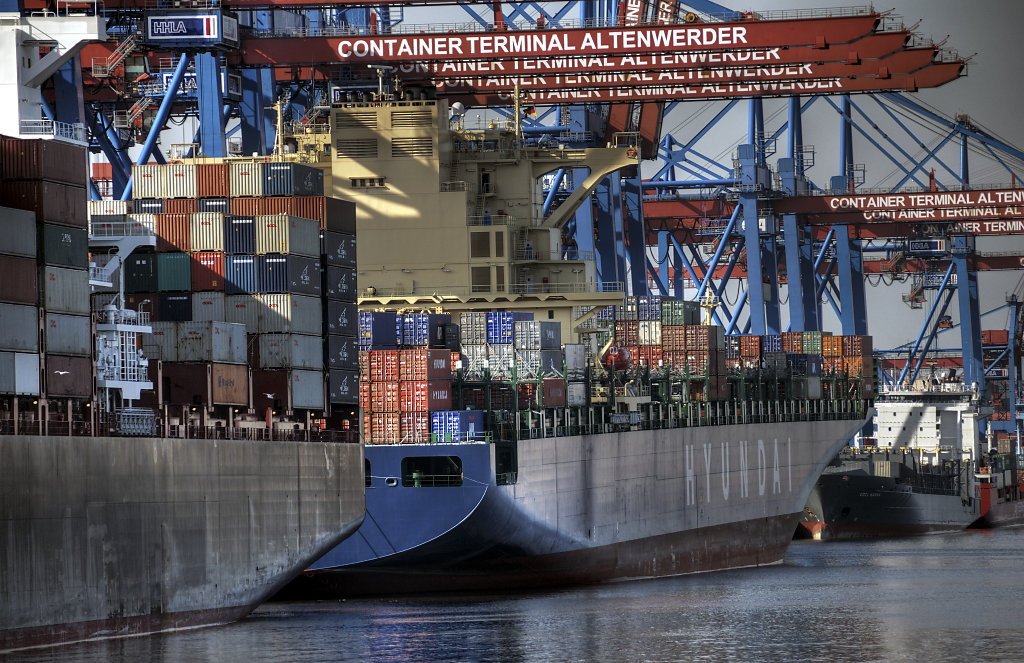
xmin=0 ymin=135 xmax=364 ymax=651
xmin=276 ymin=98 xmax=872 ymax=597
xmin=798 ymin=371 xmax=1022 ymax=541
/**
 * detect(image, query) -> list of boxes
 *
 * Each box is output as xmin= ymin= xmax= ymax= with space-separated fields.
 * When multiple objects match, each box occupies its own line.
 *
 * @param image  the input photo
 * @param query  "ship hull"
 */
xmin=1 ymin=434 xmax=364 ymax=652
xmin=283 ymin=416 xmax=865 ymax=597
xmin=969 ymin=482 xmax=1024 ymax=528
xmin=798 ymin=472 xmax=977 ymax=541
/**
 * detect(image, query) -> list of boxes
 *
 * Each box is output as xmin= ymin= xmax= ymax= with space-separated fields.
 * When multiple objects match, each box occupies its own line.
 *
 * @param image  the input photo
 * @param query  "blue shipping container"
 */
xmin=358 ymin=311 xmax=397 ymax=350
xmin=224 ymin=215 xmax=256 ymax=254
xmin=199 ymin=198 xmax=230 ymax=214
xmin=158 ymin=292 xmax=191 ymax=321
xmin=225 ymin=255 xmax=258 ymax=295
xmin=257 ymin=254 xmax=288 ymax=293
xmin=763 ymin=334 xmax=783 ymax=354
xmin=430 ymin=410 xmax=485 ymax=442
xmin=401 ymin=313 xmax=451 ymax=347
xmin=134 ymin=198 xmax=164 ymax=214
xmin=486 ymin=312 xmax=514 ymax=345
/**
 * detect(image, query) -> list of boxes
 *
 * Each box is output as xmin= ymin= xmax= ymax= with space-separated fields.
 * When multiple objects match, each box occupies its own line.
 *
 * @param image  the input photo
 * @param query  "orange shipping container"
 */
xmin=155 ymin=213 xmax=190 ymax=252
xmin=370 ymin=381 xmax=400 ymax=412
xmin=661 ymin=325 xmax=686 ymax=351
xmin=163 ymin=198 xmax=197 ymax=215
xmin=196 ymin=163 xmax=229 ymax=198
xmin=261 ymin=196 xmax=296 ymax=216
xmin=371 ymin=412 xmax=400 ymax=443
xmin=229 ymin=197 xmax=262 ymax=216
xmin=400 ymin=411 xmax=430 ymax=443
xmin=369 ymin=349 xmax=400 ymax=381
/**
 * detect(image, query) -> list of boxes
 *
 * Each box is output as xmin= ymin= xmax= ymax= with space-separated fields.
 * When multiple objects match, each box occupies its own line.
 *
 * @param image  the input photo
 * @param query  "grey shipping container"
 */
xmin=324 ymin=266 xmax=356 ymax=301
xmin=326 ymin=334 xmax=359 ymax=371
xmin=324 ymin=299 xmax=356 ymax=336
xmin=290 ymin=369 xmax=325 ymax=409
xmin=41 ymin=265 xmax=90 ymax=314
xmin=0 ymin=206 xmax=37 ymax=257
xmin=328 ymin=369 xmax=358 ymax=405
xmin=459 ymin=312 xmax=488 ymax=345
xmin=321 ymin=231 xmax=356 ymax=268
xmin=191 ymin=291 xmax=225 ymax=322
xmin=148 ymin=322 xmax=178 ymax=361
xmin=44 ymin=313 xmax=92 ymax=356
xmin=255 ymin=215 xmax=319 ymax=257
xmin=38 ymin=224 xmax=88 ymax=269
xmin=0 ymin=303 xmax=39 ymax=352
xmin=259 ymin=293 xmax=322 ymax=335
xmin=263 ymin=162 xmax=324 ymax=197
xmin=259 ymin=334 xmax=323 ymax=370
xmin=224 ymin=295 xmax=260 ymax=333
xmin=177 ymin=321 xmax=247 ymax=364
xmin=0 ymin=351 xmax=40 ymax=395
xmin=567 ymin=381 xmax=588 ymax=407
xmin=514 ymin=320 xmax=561 ymax=350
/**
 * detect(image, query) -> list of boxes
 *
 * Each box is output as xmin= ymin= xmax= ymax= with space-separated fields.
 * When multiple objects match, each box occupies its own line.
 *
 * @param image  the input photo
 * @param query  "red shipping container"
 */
xmin=841 ymin=335 xmax=872 ymax=357
xmin=164 ymin=198 xmax=197 ymax=215
xmin=294 ymin=196 xmax=324 ymax=226
xmin=358 ymin=350 xmax=370 ymax=378
xmin=399 ymin=379 xmax=452 ymax=411
xmin=371 ymin=412 xmax=400 ymax=443
xmin=739 ymin=335 xmax=762 ymax=358
xmin=0 ymin=255 xmax=39 ymax=305
xmin=370 ymin=381 xmax=400 ymax=412
xmin=1 ymin=136 xmax=87 ymax=186
xmin=637 ymin=345 xmax=663 ymax=367
xmin=229 ymin=197 xmax=262 ymax=216
xmin=369 ymin=349 xmax=400 ymax=381
xmin=782 ymin=331 xmax=803 ymax=353
xmin=518 ymin=383 xmax=536 ymax=409
xmin=400 ymin=412 xmax=430 ymax=443
xmin=687 ymin=351 xmax=709 ymax=375
xmin=451 ymin=351 xmax=461 ymax=374
xmin=0 ymin=180 xmax=87 ymax=228
xmin=156 ymin=213 xmax=190 ymax=252
xmin=981 ymin=329 xmax=1010 ymax=346
xmin=362 ymin=413 xmax=372 ymax=440
xmin=399 ymin=348 xmax=452 ymax=381
xmin=614 ymin=320 xmax=639 ymax=345
xmin=661 ymin=325 xmax=686 ymax=351
xmin=261 ymin=196 xmax=296 ymax=216
xmin=542 ymin=378 xmax=567 ymax=407
xmin=190 ymin=251 xmax=225 ymax=291
xmin=196 ymin=163 xmax=229 ymax=198
xmin=359 ymin=381 xmax=371 ymax=412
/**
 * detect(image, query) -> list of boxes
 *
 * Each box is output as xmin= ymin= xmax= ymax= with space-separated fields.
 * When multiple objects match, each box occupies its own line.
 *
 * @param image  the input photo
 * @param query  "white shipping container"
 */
xmin=192 ymin=291 xmax=225 ymax=322
xmin=258 ymin=293 xmax=322 ymax=335
xmin=88 ymin=200 xmax=131 ymax=217
xmin=189 ymin=212 xmax=225 ymax=252
xmin=460 ymin=344 xmax=488 ymax=380
xmin=259 ymin=334 xmax=323 ymax=370
xmin=0 ymin=351 xmax=40 ymax=395
xmin=567 ymin=381 xmax=588 ymax=407
xmin=131 ymin=164 xmax=164 ymax=199
xmin=290 ymin=369 xmax=325 ymax=409
xmin=224 ymin=295 xmax=260 ymax=333
xmin=488 ymin=343 xmax=514 ymax=380
xmin=147 ymin=321 xmax=178 ymax=362
xmin=45 ymin=313 xmax=91 ymax=356
xmin=0 ymin=206 xmax=37 ymax=257
xmin=0 ymin=305 xmax=38 ymax=352
xmin=255 ymin=215 xmax=319 ymax=257
xmin=229 ymin=161 xmax=264 ymax=197
xmin=42 ymin=266 xmax=90 ymax=315
xmin=639 ymin=321 xmax=662 ymax=346
xmin=164 ymin=163 xmax=197 ymax=199
xmin=564 ymin=344 xmax=586 ymax=379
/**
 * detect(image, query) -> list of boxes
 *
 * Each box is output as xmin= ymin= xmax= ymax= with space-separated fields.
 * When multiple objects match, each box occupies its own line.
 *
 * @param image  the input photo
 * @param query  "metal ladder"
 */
xmin=92 ymin=32 xmax=138 ymax=78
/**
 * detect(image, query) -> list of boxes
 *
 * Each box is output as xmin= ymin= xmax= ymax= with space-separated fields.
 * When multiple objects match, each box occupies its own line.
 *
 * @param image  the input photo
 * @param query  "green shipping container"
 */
xmin=157 ymin=252 xmax=192 ymax=292
xmin=38 ymin=224 xmax=88 ymax=269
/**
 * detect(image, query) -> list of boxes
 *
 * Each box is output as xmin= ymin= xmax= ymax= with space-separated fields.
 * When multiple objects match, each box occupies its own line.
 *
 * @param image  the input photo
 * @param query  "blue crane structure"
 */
xmin=9 ymin=0 xmax=1021 ymax=436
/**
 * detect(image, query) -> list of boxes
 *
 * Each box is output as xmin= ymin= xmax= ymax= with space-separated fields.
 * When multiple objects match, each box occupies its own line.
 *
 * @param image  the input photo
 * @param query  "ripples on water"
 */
xmin=8 ymin=529 xmax=1024 ymax=663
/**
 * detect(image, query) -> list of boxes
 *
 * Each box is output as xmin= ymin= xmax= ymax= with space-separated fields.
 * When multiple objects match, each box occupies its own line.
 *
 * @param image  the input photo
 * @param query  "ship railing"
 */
xmin=467 ymin=213 xmax=523 ymax=227
xmin=19 ymin=119 xmax=86 ymax=143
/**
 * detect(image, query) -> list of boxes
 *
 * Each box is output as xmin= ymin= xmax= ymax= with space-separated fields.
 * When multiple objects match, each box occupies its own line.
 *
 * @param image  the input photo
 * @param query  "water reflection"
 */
xmin=6 ymin=529 xmax=1023 ymax=663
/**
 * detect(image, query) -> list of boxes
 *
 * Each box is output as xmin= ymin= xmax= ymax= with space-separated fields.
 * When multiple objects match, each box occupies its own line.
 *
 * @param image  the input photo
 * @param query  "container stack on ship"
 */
xmin=1 ymin=138 xmax=364 ymax=652
xmin=0 ymin=136 xmax=93 ymax=427
xmin=87 ymin=159 xmax=360 ymax=432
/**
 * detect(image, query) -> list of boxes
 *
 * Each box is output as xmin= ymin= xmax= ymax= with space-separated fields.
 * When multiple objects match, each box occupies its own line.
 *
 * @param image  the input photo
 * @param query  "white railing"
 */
xmin=19 ymin=119 xmax=85 ymax=142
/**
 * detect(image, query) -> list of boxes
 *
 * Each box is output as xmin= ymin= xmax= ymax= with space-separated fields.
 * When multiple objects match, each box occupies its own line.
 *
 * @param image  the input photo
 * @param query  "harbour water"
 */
xmin=8 ymin=528 xmax=1024 ymax=662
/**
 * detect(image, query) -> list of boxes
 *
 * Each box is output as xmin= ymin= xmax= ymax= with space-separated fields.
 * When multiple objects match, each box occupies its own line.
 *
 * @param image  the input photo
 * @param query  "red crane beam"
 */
xmin=239 ymin=14 xmax=883 ymax=67
xmin=390 ymin=31 xmax=912 ymax=80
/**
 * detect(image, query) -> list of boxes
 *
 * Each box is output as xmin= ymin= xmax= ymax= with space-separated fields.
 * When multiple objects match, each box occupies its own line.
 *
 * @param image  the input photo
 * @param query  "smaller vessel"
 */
xmin=971 ymin=443 xmax=1024 ymax=528
xmin=798 ymin=377 xmax=985 ymax=540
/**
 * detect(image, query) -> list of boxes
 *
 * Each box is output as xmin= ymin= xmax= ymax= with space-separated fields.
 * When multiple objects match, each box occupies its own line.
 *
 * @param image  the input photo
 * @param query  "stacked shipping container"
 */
xmin=1 ymin=136 xmax=92 ymax=399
